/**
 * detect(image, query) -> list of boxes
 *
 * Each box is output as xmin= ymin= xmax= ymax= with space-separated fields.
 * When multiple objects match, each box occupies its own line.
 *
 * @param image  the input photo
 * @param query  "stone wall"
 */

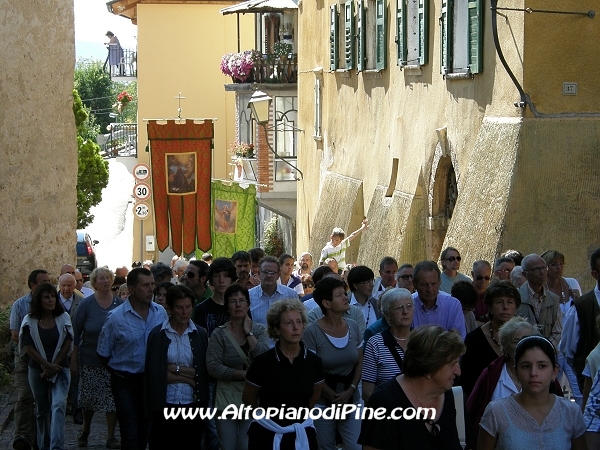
xmin=0 ymin=1 xmax=77 ymax=306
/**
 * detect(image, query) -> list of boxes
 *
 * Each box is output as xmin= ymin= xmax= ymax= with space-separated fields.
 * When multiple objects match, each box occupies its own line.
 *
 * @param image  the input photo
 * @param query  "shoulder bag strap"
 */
xmin=381 ymin=328 xmax=404 ymax=371
xmin=223 ymin=326 xmax=252 ymax=368
xmin=451 ymin=386 xmax=466 ymax=449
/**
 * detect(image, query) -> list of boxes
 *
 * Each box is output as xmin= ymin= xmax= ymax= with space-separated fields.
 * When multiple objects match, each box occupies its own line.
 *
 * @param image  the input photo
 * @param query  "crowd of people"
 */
xmin=8 ymin=231 xmax=600 ymax=450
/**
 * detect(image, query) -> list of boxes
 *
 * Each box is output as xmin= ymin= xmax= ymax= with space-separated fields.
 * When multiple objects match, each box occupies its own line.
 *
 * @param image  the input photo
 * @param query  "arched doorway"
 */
xmin=427 ymin=155 xmax=457 ymax=260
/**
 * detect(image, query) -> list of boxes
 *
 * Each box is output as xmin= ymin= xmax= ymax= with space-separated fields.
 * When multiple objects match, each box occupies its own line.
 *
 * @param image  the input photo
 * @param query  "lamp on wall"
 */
xmin=247 ymin=90 xmax=304 ymax=181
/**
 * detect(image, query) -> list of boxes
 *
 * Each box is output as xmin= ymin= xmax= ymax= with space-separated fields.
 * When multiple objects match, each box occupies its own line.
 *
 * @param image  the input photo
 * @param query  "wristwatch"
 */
xmin=246 ymin=332 xmax=254 ymax=337
xmin=176 ymin=365 xmax=180 ymax=374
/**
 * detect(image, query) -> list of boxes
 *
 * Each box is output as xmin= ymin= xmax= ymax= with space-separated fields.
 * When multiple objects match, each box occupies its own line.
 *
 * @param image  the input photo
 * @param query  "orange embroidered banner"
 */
xmin=147 ymin=120 xmax=214 ymax=255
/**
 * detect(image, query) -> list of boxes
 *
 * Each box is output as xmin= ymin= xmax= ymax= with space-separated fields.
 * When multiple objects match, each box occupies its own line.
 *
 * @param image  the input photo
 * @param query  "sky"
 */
xmin=75 ymin=0 xmax=138 ymax=61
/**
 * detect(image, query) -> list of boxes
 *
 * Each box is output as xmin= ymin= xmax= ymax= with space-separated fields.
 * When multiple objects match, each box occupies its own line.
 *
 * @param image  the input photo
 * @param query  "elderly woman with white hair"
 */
xmin=361 ymin=288 xmax=413 ymax=402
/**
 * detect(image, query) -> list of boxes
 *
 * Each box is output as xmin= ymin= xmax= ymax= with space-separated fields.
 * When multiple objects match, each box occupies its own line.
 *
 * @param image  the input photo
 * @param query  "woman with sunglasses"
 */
xmin=71 ymin=266 xmax=123 ymax=448
xmin=362 ymin=288 xmax=413 ymax=402
xmin=360 ymin=325 xmax=468 ymax=450
xmin=439 ymin=247 xmax=471 ymax=294
xmin=460 ymin=281 xmax=521 ymax=398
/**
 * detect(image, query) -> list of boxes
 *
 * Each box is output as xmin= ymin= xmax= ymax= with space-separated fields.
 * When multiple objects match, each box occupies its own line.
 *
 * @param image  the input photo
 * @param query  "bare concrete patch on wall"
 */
xmin=308 ymin=172 xmax=364 ymax=265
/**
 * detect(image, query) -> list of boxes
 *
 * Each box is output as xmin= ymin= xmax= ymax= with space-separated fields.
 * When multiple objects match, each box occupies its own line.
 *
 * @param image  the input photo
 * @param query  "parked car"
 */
xmin=76 ymin=230 xmax=98 ymax=280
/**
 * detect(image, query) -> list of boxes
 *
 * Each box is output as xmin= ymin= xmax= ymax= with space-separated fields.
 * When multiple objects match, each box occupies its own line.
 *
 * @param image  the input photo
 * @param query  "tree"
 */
xmin=75 ymin=59 xmax=114 ymax=130
xmin=73 ymin=89 xmax=109 ymax=229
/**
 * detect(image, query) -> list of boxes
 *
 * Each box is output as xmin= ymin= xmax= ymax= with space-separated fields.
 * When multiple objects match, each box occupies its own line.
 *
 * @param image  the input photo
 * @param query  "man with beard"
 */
xmin=232 ymin=251 xmax=259 ymax=290
xmin=294 ymin=252 xmax=313 ymax=277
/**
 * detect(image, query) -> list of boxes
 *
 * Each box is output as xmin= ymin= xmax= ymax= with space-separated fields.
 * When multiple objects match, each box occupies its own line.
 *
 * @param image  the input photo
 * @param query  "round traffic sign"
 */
xmin=133 ymin=182 xmax=152 ymax=201
xmin=134 ymin=202 xmax=151 ymax=220
xmin=133 ymin=163 xmax=151 ymax=181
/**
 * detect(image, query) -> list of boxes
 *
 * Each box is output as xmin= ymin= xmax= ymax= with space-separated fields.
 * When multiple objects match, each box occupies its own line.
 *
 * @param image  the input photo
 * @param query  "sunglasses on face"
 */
xmin=399 ymin=274 xmax=413 ymax=280
xmin=183 ymin=271 xmax=195 ymax=278
xmin=446 ymin=256 xmax=461 ymax=262
xmin=111 ymin=286 xmax=120 ymax=292
xmin=475 ymin=275 xmax=491 ymax=281
xmin=303 ymin=283 xmax=314 ymax=288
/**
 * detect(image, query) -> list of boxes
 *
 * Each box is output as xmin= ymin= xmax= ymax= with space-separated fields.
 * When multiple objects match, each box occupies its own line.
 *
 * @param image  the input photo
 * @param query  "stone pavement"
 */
xmin=0 ymin=388 xmax=121 ymax=450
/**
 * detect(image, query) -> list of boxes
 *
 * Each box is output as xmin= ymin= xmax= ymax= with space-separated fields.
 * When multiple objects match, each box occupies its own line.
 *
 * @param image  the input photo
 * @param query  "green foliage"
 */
xmin=74 ymin=88 xmax=109 ymax=229
xmin=263 ymin=215 xmax=284 ymax=258
xmin=75 ymin=59 xmax=114 ymax=130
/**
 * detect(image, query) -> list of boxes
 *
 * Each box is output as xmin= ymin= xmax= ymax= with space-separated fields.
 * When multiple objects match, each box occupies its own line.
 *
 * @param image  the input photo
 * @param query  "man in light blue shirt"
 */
xmin=97 ymin=268 xmax=167 ymax=450
xmin=411 ymin=260 xmax=466 ymax=339
xmin=249 ymin=256 xmax=298 ymax=325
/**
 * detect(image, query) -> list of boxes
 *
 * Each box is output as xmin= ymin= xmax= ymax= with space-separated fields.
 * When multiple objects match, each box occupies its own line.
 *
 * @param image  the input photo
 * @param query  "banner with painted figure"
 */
xmin=147 ymin=119 xmax=214 ymax=255
xmin=210 ymin=181 xmax=256 ymax=257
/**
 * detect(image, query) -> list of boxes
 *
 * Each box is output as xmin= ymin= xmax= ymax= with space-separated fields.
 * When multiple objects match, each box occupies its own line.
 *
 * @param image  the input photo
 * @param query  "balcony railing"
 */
xmin=252 ymin=59 xmax=297 ymax=84
xmin=104 ymin=47 xmax=137 ymax=80
xmin=98 ymin=123 xmax=137 ymax=158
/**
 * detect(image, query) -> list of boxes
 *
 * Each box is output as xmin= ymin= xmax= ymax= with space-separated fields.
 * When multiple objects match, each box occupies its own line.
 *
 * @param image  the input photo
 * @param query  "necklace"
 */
xmin=392 ymin=331 xmax=409 ymax=341
xmin=489 ymin=323 xmax=500 ymax=347
xmin=410 ymin=379 xmax=424 ymax=407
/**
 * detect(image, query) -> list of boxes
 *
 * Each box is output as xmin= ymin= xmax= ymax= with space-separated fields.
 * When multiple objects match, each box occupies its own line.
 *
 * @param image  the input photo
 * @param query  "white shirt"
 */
xmin=491 ymin=362 xmax=519 ymax=401
xmin=559 ymin=285 xmax=600 ymax=364
xmin=349 ymin=293 xmax=378 ymax=329
xmin=59 ymin=293 xmax=73 ymax=313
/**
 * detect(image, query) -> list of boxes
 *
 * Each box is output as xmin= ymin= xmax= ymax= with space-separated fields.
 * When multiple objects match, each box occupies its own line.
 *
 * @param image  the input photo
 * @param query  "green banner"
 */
xmin=206 ymin=181 xmax=256 ymax=258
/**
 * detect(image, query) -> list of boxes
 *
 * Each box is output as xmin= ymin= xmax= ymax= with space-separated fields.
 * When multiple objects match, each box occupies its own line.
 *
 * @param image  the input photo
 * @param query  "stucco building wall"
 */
xmin=297 ymin=0 xmax=600 ymax=290
xmin=131 ymin=3 xmax=254 ymax=261
xmin=0 ymin=1 xmax=77 ymax=305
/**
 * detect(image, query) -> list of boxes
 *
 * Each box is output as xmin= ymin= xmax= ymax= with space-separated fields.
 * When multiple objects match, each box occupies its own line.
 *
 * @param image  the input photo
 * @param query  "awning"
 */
xmin=220 ymin=0 xmax=298 ymax=15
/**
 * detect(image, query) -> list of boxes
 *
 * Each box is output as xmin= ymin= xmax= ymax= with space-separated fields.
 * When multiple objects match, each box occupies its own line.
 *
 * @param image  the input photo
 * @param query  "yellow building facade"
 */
xmin=297 ymin=0 xmax=600 ymax=289
xmin=109 ymin=0 xmax=254 ymax=262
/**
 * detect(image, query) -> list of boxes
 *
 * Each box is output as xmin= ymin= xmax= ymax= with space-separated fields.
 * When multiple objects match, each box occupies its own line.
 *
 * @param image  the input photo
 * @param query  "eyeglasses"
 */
xmin=391 ymin=303 xmax=414 ymax=312
xmin=475 ymin=275 xmax=491 ymax=281
xmin=183 ymin=271 xmax=195 ymax=278
xmin=303 ymin=283 xmax=314 ymax=288
xmin=445 ymin=256 xmax=461 ymax=262
xmin=111 ymin=286 xmax=119 ymax=292
xmin=228 ymin=299 xmax=248 ymax=305
xmin=398 ymin=274 xmax=413 ymax=280
xmin=260 ymin=270 xmax=278 ymax=276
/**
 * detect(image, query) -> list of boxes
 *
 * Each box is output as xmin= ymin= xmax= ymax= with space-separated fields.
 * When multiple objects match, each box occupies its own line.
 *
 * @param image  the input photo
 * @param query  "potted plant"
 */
xmin=220 ymin=51 xmax=255 ymax=83
xmin=229 ymin=141 xmax=255 ymax=159
xmin=273 ymin=41 xmax=292 ymax=61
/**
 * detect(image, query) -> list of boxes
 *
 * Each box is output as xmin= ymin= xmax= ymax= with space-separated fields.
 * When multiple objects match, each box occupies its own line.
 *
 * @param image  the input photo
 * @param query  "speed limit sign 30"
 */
xmin=133 ymin=182 xmax=152 ymax=201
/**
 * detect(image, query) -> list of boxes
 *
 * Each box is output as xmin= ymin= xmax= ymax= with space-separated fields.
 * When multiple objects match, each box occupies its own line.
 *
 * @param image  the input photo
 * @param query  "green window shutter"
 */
xmin=357 ymin=0 xmax=366 ymax=71
xmin=440 ymin=0 xmax=452 ymax=74
xmin=418 ymin=0 xmax=429 ymax=65
xmin=396 ymin=0 xmax=406 ymax=66
xmin=345 ymin=0 xmax=355 ymax=69
xmin=330 ymin=4 xmax=339 ymax=71
xmin=468 ymin=0 xmax=483 ymax=73
xmin=376 ymin=0 xmax=387 ymax=70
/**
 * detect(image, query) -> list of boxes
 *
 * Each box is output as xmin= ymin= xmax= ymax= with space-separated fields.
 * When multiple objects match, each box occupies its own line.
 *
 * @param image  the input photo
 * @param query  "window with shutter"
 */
xmin=396 ymin=0 xmax=406 ymax=66
xmin=440 ymin=0 xmax=452 ymax=74
xmin=330 ymin=4 xmax=339 ymax=71
xmin=375 ymin=0 xmax=387 ymax=70
xmin=468 ymin=0 xmax=482 ymax=73
xmin=418 ymin=0 xmax=429 ymax=65
xmin=357 ymin=0 xmax=366 ymax=71
xmin=441 ymin=0 xmax=483 ymax=76
xmin=344 ymin=0 xmax=355 ymax=69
